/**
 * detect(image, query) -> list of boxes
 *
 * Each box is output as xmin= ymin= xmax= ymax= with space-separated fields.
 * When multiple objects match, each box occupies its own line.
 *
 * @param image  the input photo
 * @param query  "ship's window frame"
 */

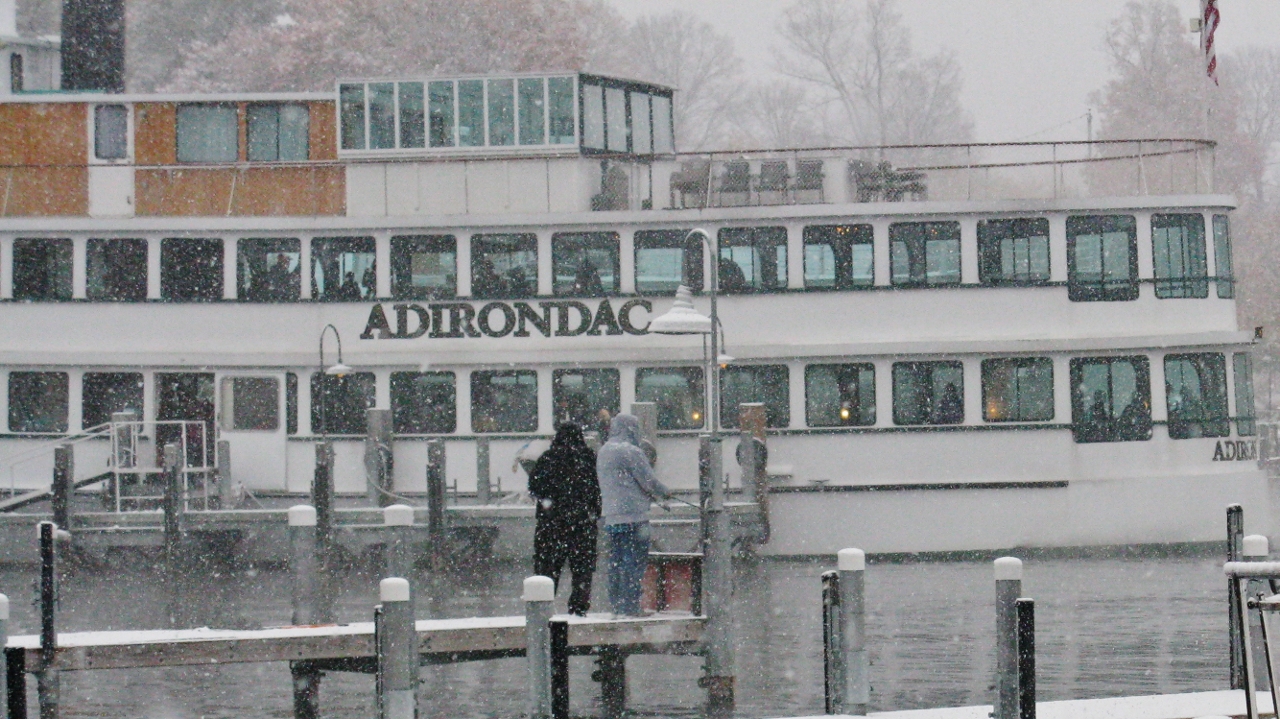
xmin=82 ymin=372 xmax=143 ymax=430
xmin=548 ymin=76 xmax=576 ymax=145
xmin=312 ymin=236 xmax=376 ymax=302
xmin=981 ymin=357 xmax=1053 ymax=423
xmin=471 ymin=233 xmax=538 ymax=300
xmin=161 ymin=237 xmax=224 ymax=302
xmin=471 ymin=370 xmax=538 ymax=433
xmin=9 ymin=371 xmax=68 ymax=434
xmin=9 ymin=52 xmax=22 ymax=94
xmin=803 ymin=224 xmax=874 ymax=290
xmin=635 ymin=229 xmax=702 ymax=295
xmin=631 ymin=92 xmax=652 ymax=155
xmin=427 ymin=81 xmax=453 ymax=148
xmin=581 ymin=82 xmax=604 ymax=150
xmin=552 ymin=232 xmax=620 ymax=297
xmin=391 ymin=235 xmax=457 ymax=300
xmin=635 ymin=366 xmax=705 ymax=430
xmin=1234 ymin=352 xmax=1256 ymax=436
xmin=1164 ymin=352 xmax=1228 ymax=439
xmin=368 ymin=82 xmax=396 ymax=151
xmin=391 ymin=371 xmax=457 ymax=434
xmin=518 ymin=77 xmax=546 ymax=146
xmin=221 ymin=376 xmax=280 ymax=432
xmin=1066 ymin=215 xmax=1138 ymax=302
xmin=1214 ymin=214 xmax=1234 ymax=299
xmin=487 ymin=78 xmax=515 ymax=147
xmin=246 ymin=103 xmax=309 ymax=162
xmin=1151 ymin=213 xmax=1208 ymax=299
xmin=309 ymin=372 xmax=375 ymax=435
xmin=720 ymin=364 xmax=790 ymax=429
xmin=237 ymin=237 xmax=301 ymax=302
xmin=552 ymin=368 xmax=620 ymax=431
xmin=978 ymin=218 xmax=1050 ymax=286
xmin=458 ymin=79 xmax=485 ymax=148
xmin=176 ymin=103 xmax=239 ymax=163
xmin=398 ymin=81 xmax=425 ymax=150
xmin=805 ymin=363 xmax=875 ymax=427
xmin=12 ymin=238 xmax=72 ymax=301
xmin=339 ymin=83 xmax=366 ymax=150
xmin=717 ymin=226 xmax=788 ymax=294
xmin=892 ymin=361 xmax=964 ymax=426
xmin=652 ymin=95 xmax=674 ymax=154
xmin=86 ymin=238 xmax=147 ymax=302
xmin=93 ymin=104 xmax=130 ymax=161
xmin=1069 ymin=355 xmax=1151 ymax=443
xmin=890 ymin=221 xmax=961 ymax=288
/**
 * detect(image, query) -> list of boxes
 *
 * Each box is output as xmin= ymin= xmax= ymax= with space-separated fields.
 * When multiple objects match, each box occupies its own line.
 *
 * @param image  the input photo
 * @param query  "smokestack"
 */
xmin=60 ymin=0 xmax=124 ymax=92
xmin=0 ymin=0 xmax=16 ymax=37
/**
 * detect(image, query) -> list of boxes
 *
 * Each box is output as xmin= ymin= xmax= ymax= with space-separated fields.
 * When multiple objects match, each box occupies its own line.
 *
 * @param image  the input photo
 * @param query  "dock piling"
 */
xmin=1016 ymin=598 xmax=1035 ymax=719
xmin=839 ymin=548 xmax=869 ymax=714
xmin=287 ymin=505 xmax=321 ymax=719
xmin=596 ymin=646 xmax=626 ymax=719
xmin=821 ymin=570 xmax=844 ymax=715
xmin=366 ymin=409 xmax=394 ymax=507
xmin=50 ymin=446 xmax=72 ymax=532
xmin=523 ymin=576 xmax=554 ymax=719
xmin=550 ymin=618 xmax=569 ymax=719
xmin=994 ymin=556 xmax=1023 ymax=719
xmin=312 ymin=443 xmax=335 ymax=624
xmin=376 ymin=578 xmax=416 ymax=719
xmin=215 ymin=440 xmax=233 ymax=509
xmin=476 ymin=437 xmax=491 ymax=505
xmin=1244 ymin=534 xmax=1270 ymax=691
xmin=426 ymin=440 xmax=446 ymax=571
xmin=1229 ymin=504 xmax=1245 ymax=690
xmin=383 ymin=504 xmax=415 ymax=583
xmin=700 ymin=433 xmax=735 ymax=716
xmin=36 ymin=522 xmax=58 ymax=719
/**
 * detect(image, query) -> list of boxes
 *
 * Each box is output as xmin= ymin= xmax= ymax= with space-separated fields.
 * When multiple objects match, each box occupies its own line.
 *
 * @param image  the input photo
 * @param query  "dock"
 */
xmin=778 ymin=689 xmax=1275 ymax=718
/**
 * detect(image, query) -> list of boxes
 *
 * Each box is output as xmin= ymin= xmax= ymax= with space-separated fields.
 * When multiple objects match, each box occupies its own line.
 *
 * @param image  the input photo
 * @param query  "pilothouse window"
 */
xmin=247 ymin=104 xmax=309 ymax=162
xmin=12 ymin=238 xmax=72 ymax=300
xmin=176 ymin=104 xmax=238 ymax=163
xmin=1070 ymin=355 xmax=1151 ymax=443
xmin=1152 ymin=213 xmax=1208 ymax=298
xmin=978 ymin=218 xmax=1049 ymax=286
xmin=635 ymin=367 xmax=705 ymax=430
xmin=1234 ymin=352 xmax=1256 ymax=436
xmin=1067 ymin=215 xmax=1137 ymax=302
xmin=1214 ymin=215 xmax=1234 ymax=299
xmin=1164 ymin=353 xmax=1228 ymax=439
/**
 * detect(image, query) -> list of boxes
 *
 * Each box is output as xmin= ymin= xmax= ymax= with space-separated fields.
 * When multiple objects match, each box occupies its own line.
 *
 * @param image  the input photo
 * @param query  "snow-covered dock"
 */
xmin=778 ymin=690 xmax=1274 ymax=719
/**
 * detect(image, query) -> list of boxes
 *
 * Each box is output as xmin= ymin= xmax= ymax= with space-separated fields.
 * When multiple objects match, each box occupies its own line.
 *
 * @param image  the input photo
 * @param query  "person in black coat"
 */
xmin=529 ymin=422 xmax=602 ymax=615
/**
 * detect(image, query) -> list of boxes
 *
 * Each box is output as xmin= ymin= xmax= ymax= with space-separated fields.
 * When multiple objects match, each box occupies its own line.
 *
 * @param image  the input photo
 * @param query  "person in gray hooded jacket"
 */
xmin=596 ymin=413 xmax=671 ymax=616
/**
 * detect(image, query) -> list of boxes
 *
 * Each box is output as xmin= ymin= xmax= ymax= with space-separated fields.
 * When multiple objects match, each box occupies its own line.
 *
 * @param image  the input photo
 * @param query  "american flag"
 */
xmin=1201 ymin=0 xmax=1220 ymax=85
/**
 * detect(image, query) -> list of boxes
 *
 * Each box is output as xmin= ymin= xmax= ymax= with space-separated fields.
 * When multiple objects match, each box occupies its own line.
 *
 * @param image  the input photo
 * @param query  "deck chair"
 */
xmin=755 ymin=160 xmax=790 ymax=205
xmin=794 ymin=159 xmax=826 ymax=203
xmin=716 ymin=160 xmax=751 ymax=206
xmin=669 ymin=159 xmax=711 ymax=209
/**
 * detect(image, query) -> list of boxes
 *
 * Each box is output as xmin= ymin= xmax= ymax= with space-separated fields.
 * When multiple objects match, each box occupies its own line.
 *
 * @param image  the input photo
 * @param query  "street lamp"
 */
xmin=646 ymin=227 xmax=735 ymax=712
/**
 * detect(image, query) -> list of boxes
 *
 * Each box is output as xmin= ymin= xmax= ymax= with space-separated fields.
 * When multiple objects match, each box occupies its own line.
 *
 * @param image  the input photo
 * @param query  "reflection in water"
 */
xmin=0 ymin=554 xmax=1226 ymax=718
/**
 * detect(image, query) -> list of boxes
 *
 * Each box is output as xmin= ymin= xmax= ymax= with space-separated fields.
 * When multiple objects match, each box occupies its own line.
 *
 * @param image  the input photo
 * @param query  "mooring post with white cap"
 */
xmin=287 ymin=505 xmax=322 ymax=719
xmin=839 ymin=548 xmax=869 ymax=715
xmin=425 ymin=440 xmax=447 ymax=572
xmin=384 ymin=504 xmax=416 ymax=589
xmin=994 ymin=556 xmax=1023 ymax=719
xmin=1244 ymin=535 xmax=1270 ymax=692
xmin=820 ymin=570 xmax=843 ymax=715
xmin=1228 ymin=504 xmax=1246 ymax=690
xmin=524 ymin=576 xmax=555 ymax=719
xmin=377 ymin=578 xmax=417 ymax=719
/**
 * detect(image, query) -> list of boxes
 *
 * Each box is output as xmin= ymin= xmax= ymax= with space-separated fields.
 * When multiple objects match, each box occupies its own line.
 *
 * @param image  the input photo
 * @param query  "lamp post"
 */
xmin=647 ymin=228 xmax=735 ymax=714
xmin=313 ymin=323 xmax=350 ymax=625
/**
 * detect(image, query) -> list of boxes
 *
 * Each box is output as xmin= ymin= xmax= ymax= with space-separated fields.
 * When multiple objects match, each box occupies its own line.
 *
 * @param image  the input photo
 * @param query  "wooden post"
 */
xmin=738 ymin=403 xmax=769 ymax=544
xmin=312 ymin=443 xmax=334 ymax=624
xmin=288 ymin=504 xmax=322 ymax=719
xmin=365 ymin=409 xmax=394 ymax=507
xmin=550 ymin=619 xmax=569 ymax=719
xmin=524 ymin=576 xmax=554 ymax=719
xmin=476 ymin=437 xmax=491 ymax=505
xmin=426 ymin=440 xmax=446 ymax=571
xmin=50 ymin=446 xmax=72 ymax=533
xmin=36 ymin=522 xmax=57 ymax=719
xmin=1016 ymin=598 xmax=1035 ymax=719
xmin=0 ymin=594 xmax=8 ymax=719
xmin=821 ymin=570 xmax=844 ymax=714
xmin=597 ymin=646 xmax=626 ymax=719
xmin=1228 ymin=503 xmax=1246 ymax=689
xmin=216 ymin=440 xmax=233 ymax=510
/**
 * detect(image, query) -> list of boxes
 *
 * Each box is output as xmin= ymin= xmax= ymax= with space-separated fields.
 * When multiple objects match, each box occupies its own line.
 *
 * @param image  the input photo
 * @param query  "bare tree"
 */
xmin=775 ymin=0 xmax=972 ymax=146
xmin=1222 ymin=46 xmax=1280 ymax=197
xmin=732 ymin=80 xmax=827 ymax=149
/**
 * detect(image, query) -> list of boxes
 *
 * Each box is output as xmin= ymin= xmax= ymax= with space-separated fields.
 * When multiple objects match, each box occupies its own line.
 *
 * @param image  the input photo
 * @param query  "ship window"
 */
xmin=472 ymin=370 xmax=538 ymax=433
xmin=631 ymin=92 xmax=652 ymax=154
xmin=1067 ymin=215 xmax=1137 ymax=302
xmin=487 ymin=78 xmax=515 ymax=147
xmin=427 ymin=81 xmax=454 ymax=148
xmin=890 ymin=222 xmax=961 ymax=287
xmin=582 ymin=82 xmax=604 ymax=150
xmin=391 ymin=235 xmax=456 ymax=300
xmin=606 ymin=87 xmax=628 ymax=152
xmin=519 ymin=78 xmax=546 ymax=145
xmin=237 ymin=238 xmax=300 ymax=302
xmin=286 ymin=372 xmax=298 ymax=435
xmin=339 ymin=84 xmax=366 ymax=150
xmin=391 ymin=371 xmax=456 ymax=434
xmin=635 ymin=229 xmax=702 ymax=295
xmin=981 ymin=358 xmax=1053 ymax=422
xmin=471 ymin=234 xmax=537 ymax=299
xmin=161 ymin=238 xmax=223 ymax=301
xmin=806 ymin=364 xmax=875 ymax=427
xmin=222 ymin=377 xmax=279 ymax=432
xmin=553 ymin=369 xmax=620 ymax=431
xmin=9 ymin=372 xmax=68 ymax=433
xmin=552 ymin=232 xmax=619 ymax=296
xmin=94 ymin=105 xmax=128 ymax=160
xmin=398 ymin=82 xmax=425 ymax=149
xmin=803 ymin=224 xmax=873 ymax=290
xmin=1070 ymin=355 xmax=1151 ymax=443
xmin=368 ymin=83 xmax=396 ymax=150
xmin=458 ymin=80 xmax=484 ymax=147
xmin=893 ymin=361 xmax=964 ymax=426
xmin=652 ymin=95 xmax=674 ymax=153
xmin=978 ymin=218 xmax=1049 ymax=286
xmin=548 ymin=76 xmax=575 ymax=145
xmin=1234 ymin=352 xmax=1256 ymax=436
xmin=176 ymin=104 xmax=238 ymax=163
xmin=717 ymin=227 xmax=788 ymax=293
xmin=635 ymin=366 xmax=705 ymax=430
xmin=87 ymin=238 xmax=147 ymax=301
xmin=247 ymin=104 xmax=309 ymax=162
xmin=310 ymin=372 xmax=375 ymax=435
xmin=9 ymin=53 xmax=22 ymax=93
xmin=721 ymin=365 xmax=790 ymax=429
xmin=1164 ymin=353 xmax=1228 ymax=439
xmin=82 ymin=372 xmax=143 ymax=430
xmin=1152 ymin=213 xmax=1208 ymax=299
xmin=1214 ymin=215 xmax=1234 ymax=299
xmin=12 ymin=238 xmax=72 ymax=300
xmin=312 ymin=237 xmax=376 ymax=302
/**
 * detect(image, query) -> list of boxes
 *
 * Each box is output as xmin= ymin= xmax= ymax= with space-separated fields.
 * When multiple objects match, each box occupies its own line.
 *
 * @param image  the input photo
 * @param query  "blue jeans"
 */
xmin=605 ymin=522 xmax=650 ymax=615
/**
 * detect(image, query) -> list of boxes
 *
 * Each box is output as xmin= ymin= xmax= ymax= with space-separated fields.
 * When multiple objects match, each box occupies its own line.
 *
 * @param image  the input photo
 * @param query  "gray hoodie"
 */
xmin=596 ymin=414 xmax=670 ymax=526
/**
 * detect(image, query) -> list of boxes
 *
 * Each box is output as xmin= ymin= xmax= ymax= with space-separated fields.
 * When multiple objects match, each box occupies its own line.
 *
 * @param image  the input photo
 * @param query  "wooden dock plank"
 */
xmin=9 ymin=613 xmax=704 ymax=671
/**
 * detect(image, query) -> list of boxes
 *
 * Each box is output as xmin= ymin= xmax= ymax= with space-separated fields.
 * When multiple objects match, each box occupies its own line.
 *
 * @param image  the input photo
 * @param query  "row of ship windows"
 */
xmin=94 ymin=103 xmax=312 ymax=164
xmin=3 ymin=353 xmax=1255 ymax=444
xmin=1 ymin=214 xmax=1236 ymax=302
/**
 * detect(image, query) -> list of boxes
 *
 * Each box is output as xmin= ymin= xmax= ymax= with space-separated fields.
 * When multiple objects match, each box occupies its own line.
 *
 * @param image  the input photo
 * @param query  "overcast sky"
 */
xmin=608 ymin=0 xmax=1280 ymax=143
